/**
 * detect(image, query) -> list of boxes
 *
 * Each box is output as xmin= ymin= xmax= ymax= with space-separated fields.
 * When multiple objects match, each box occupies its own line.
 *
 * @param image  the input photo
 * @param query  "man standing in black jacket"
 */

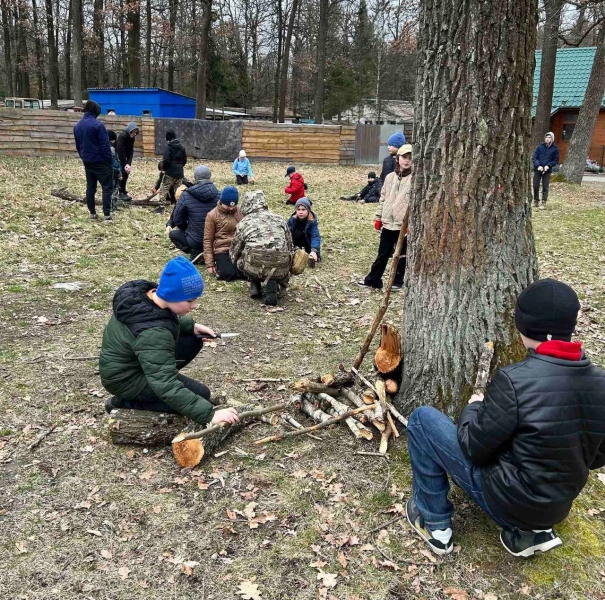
xmin=405 ymin=279 xmax=605 ymax=558
xmin=116 ymin=121 xmax=140 ymax=201
xmin=156 ymin=129 xmax=187 ymax=213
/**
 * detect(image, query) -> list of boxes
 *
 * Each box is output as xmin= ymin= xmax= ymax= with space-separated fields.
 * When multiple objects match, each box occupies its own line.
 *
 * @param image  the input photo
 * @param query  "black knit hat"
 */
xmin=107 ymin=129 xmax=117 ymax=142
xmin=166 ymin=130 xmax=176 ymax=141
xmin=368 ymin=171 xmax=376 ymax=179
xmin=515 ymin=278 xmax=580 ymax=342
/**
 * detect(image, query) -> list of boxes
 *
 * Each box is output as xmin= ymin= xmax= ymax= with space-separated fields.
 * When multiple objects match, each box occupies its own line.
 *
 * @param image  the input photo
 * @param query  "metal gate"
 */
xmin=355 ymin=124 xmax=380 ymax=165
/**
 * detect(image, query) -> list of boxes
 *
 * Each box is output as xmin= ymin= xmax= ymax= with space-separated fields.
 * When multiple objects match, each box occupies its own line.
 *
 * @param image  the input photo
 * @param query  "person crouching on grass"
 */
xmin=405 ymin=278 xmax=605 ymax=558
xmin=100 ymin=256 xmax=239 ymax=426
xmin=287 ymin=197 xmax=320 ymax=264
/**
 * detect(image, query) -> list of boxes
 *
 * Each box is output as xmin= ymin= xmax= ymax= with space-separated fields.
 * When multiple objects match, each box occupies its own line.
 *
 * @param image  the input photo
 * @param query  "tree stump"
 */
xmin=107 ymin=409 xmax=188 ymax=446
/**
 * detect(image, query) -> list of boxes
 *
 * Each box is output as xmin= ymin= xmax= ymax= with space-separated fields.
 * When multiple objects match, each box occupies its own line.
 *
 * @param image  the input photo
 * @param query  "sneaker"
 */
xmin=500 ymin=528 xmax=562 ymax=558
xmin=539 ymin=201 xmax=546 ymax=210
xmin=263 ymin=279 xmax=278 ymax=306
xmin=153 ymin=206 xmax=166 ymax=214
xmin=120 ymin=193 xmax=133 ymax=201
xmin=103 ymin=215 xmax=113 ymax=221
xmin=105 ymin=396 xmax=126 ymax=414
xmin=250 ymin=280 xmax=262 ymax=299
xmin=357 ymin=279 xmax=380 ymax=290
xmin=391 ymin=285 xmax=403 ymax=292
xmin=406 ymin=498 xmax=453 ymax=556
xmin=90 ymin=213 xmax=98 ymax=220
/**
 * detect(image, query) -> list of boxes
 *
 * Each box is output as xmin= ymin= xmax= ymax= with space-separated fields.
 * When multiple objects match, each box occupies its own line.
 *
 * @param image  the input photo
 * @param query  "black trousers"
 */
xmin=236 ymin=175 xmax=249 ymax=185
xmin=169 ymin=229 xmax=202 ymax=257
xmin=84 ymin=161 xmax=113 ymax=216
xmin=119 ymin=166 xmax=130 ymax=194
xmin=533 ymin=171 xmax=551 ymax=203
xmin=215 ymin=252 xmax=244 ymax=281
xmin=364 ymin=229 xmax=407 ymax=289
xmin=116 ymin=334 xmax=211 ymax=413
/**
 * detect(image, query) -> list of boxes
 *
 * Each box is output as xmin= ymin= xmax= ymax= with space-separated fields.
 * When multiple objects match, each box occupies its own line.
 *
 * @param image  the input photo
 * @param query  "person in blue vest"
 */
xmin=232 ymin=150 xmax=255 ymax=185
xmin=532 ymin=132 xmax=559 ymax=210
xmin=73 ymin=100 xmax=114 ymax=221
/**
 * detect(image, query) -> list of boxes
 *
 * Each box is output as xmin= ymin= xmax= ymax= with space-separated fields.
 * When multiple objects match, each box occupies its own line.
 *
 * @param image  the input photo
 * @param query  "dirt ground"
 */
xmin=1 ymin=157 xmax=605 ymax=600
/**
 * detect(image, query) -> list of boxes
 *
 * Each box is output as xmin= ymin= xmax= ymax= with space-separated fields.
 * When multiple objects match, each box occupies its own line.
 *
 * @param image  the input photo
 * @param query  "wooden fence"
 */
xmin=0 ymin=108 xmax=357 ymax=165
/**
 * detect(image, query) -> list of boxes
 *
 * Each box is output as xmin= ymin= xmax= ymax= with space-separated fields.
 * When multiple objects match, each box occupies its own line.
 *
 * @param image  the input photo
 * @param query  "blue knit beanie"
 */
xmin=387 ymin=131 xmax=406 ymax=148
xmin=156 ymin=256 xmax=204 ymax=302
xmin=221 ymin=186 xmax=239 ymax=206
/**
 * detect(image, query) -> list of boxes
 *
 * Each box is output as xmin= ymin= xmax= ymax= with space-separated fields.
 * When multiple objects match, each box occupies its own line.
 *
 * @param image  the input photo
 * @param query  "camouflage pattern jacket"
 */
xmin=229 ymin=190 xmax=293 ymax=281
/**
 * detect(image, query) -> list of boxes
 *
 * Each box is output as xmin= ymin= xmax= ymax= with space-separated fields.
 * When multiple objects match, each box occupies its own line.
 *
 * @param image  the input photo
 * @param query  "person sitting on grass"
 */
xmin=287 ymin=197 xmax=320 ymax=264
xmin=100 ymin=256 xmax=239 ymax=426
xmin=232 ymin=150 xmax=255 ymax=185
xmin=167 ymin=165 xmax=219 ymax=262
xmin=340 ymin=171 xmax=382 ymax=204
xmin=405 ymin=278 xmax=605 ymax=558
xmin=203 ymin=186 xmax=244 ymax=281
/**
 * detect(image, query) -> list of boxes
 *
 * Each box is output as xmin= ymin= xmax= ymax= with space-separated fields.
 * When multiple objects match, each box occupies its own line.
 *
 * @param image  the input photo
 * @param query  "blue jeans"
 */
xmin=406 ymin=406 xmax=510 ymax=531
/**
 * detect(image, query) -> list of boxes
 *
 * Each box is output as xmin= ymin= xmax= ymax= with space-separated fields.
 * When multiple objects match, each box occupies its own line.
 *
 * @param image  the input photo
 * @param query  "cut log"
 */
xmin=299 ymin=397 xmax=332 ymax=424
xmin=51 ymin=187 xmax=159 ymax=208
xmin=374 ymin=323 xmax=402 ymax=374
xmin=474 ymin=341 xmax=495 ymax=395
xmin=374 ymin=378 xmax=389 ymax=415
xmin=386 ymin=411 xmax=399 ymax=439
xmin=291 ymin=378 xmax=340 ymax=396
xmin=325 ymin=406 xmax=363 ymax=439
xmin=385 ymin=379 xmax=399 ymax=394
xmin=316 ymin=393 xmax=373 ymax=440
xmin=379 ymin=422 xmax=393 ymax=454
xmin=319 ymin=370 xmax=354 ymax=388
xmin=339 ymin=388 xmax=386 ymax=432
xmin=316 ymin=392 xmax=368 ymax=425
xmin=363 ymin=390 xmax=377 ymax=405
xmin=107 ymin=409 xmax=188 ymax=446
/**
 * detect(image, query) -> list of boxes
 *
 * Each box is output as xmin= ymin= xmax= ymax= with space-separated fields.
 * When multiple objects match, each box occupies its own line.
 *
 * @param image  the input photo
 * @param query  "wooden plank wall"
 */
xmin=242 ymin=122 xmax=355 ymax=164
xmin=0 ymin=109 xmax=153 ymax=158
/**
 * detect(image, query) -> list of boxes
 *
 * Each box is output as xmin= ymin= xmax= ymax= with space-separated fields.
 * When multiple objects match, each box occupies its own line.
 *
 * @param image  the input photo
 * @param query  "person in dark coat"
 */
xmin=379 ymin=131 xmax=406 ymax=182
xmin=168 ymin=165 xmax=219 ymax=261
xmin=100 ymin=256 xmax=239 ymax=426
xmin=115 ymin=121 xmax=140 ymax=200
xmin=405 ymin=279 xmax=605 ymax=559
xmin=156 ymin=129 xmax=187 ymax=213
xmin=340 ymin=171 xmax=383 ymax=203
xmin=287 ymin=197 xmax=321 ymax=263
xmin=73 ymin=100 xmax=114 ymax=221
xmin=532 ymin=132 xmax=559 ymax=209
xmin=153 ymin=161 xmax=193 ymax=205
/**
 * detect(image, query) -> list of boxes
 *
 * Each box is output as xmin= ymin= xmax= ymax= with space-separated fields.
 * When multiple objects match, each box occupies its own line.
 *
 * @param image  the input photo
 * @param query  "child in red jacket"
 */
xmin=285 ymin=165 xmax=306 ymax=205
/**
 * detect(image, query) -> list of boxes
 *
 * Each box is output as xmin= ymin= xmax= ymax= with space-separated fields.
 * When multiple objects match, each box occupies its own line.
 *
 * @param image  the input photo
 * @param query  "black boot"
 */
xmin=250 ymin=280 xmax=262 ymax=299
xmin=264 ymin=279 xmax=278 ymax=306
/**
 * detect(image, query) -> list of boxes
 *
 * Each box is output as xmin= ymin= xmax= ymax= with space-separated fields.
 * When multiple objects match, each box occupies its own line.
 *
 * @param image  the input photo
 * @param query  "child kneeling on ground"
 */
xmin=287 ymin=197 xmax=320 ymax=264
xmin=100 ymin=256 xmax=238 ymax=426
xmin=405 ymin=278 xmax=605 ymax=558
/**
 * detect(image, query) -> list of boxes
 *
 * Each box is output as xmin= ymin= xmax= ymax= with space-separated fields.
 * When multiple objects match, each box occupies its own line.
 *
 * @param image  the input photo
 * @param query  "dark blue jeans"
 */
xmin=84 ymin=161 xmax=113 ymax=216
xmin=406 ymin=406 xmax=510 ymax=531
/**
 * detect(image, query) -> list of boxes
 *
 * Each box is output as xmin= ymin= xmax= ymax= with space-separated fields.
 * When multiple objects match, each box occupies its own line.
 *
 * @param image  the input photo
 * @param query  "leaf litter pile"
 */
xmin=1 ymin=158 xmax=605 ymax=599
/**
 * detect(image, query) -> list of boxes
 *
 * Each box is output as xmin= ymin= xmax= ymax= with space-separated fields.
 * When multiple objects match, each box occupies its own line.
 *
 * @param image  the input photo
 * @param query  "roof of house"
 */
xmin=533 ymin=47 xmax=605 ymax=115
xmin=87 ymin=87 xmax=195 ymax=101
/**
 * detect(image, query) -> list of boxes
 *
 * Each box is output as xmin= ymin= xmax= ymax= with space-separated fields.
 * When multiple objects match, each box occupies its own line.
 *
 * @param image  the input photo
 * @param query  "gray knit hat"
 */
xmin=295 ymin=197 xmax=312 ymax=212
xmin=194 ymin=165 xmax=212 ymax=181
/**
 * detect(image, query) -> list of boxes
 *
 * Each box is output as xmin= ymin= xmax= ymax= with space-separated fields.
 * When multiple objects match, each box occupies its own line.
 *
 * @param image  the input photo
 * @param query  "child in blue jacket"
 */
xmin=233 ymin=150 xmax=254 ymax=185
xmin=287 ymin=197 xmax=321 ymax=264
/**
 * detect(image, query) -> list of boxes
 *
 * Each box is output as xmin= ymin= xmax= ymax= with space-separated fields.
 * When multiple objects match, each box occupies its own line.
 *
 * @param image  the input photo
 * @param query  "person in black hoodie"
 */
xmin=156 ymin=129 xmax=187 ymax=213
xmin=115 ymin=121 xmax=140 ymax=200
xmin=405 ymin=279 xmax=605 ymax=558
xmin=168 ymin=164 xmax=219 ymax=261
xmin=340 ymin=171 xmax=382 ymax=203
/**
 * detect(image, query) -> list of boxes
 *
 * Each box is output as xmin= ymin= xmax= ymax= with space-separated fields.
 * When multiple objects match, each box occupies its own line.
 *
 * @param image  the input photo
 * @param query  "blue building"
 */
xmin=87 ymin=88 xmax=196 ymax=118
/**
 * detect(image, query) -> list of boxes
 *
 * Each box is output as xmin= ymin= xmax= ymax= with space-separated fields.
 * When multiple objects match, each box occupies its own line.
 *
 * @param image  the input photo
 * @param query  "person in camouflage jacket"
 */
xmin=229 ymin=190 xmax=293 ymax=306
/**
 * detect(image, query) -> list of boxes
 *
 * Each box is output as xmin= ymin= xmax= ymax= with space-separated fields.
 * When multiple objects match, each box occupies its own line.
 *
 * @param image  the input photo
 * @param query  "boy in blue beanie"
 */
xmin=99 ymin=256 xmax=239 ymax=426
xmin=380 ymin=131 xmax=406 ymax=181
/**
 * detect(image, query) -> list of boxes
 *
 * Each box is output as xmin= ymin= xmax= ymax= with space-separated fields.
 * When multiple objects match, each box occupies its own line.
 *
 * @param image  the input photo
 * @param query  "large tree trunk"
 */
xmin=278 ymin=0 xmax=299 ymax=122
xmin=532 ymin=0 xmax=563 ymax=148
xmin=31 ymin=0 xmax=45 ymax=101
xmin=272 ymin=0 xmax=283 ymax=123
xmin=195 ymin=0 xmax=212 ymax=119
xmin=127 ymin=0 xmax=142 ymax=87
xmin=64 ymin=0 xmax=71 ymax=100
xmin=72 ymin=0 xmax=83 ymax=107
xmin=167 ymin=0 xmax=177 ymax=90
xmin=14 ymin=2 xmax=30 ymax=97
xmin=93 ymin=0 xmax=105 ymax=87
xmin=559 ymin=25 xmax=605 ymax=185
xmin=313 ymin=0 xmax=329 ymax=124
xmin=1 ymin=0 xmax=14 ymax=97
xmin=398 ymin=0 xmax=539 ymax=417
xmin=145 ymin=0 xmax=151 ymax=86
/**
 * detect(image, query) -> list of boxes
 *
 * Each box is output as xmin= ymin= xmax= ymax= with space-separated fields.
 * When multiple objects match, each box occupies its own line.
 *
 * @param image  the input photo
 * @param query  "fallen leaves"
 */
xmin=118 ymin=566 xmax=130 ymax=580
xmin=237 ymin=579 xmax=262 ymax=600
xmin=15 ymin=541 xmax=27 ymax=554
xmin=596 ymin=473 xmax=605 ymax=485
xmin=443 ymin=587 xmax=469 ymax=600
xmin=317 ymin=571 xmax=338 ymax=589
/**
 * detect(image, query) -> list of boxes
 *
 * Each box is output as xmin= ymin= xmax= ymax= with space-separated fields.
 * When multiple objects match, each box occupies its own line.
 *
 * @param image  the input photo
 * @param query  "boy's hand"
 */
xmin=211 ymin=407 xmax=240 ymax=425
xmin=544 ymin=165 xmax=549 ymax=172
xmin=309 ymin=250 xmax=318 ymax=262
xmin=207 ymin=266 xmax=216 ymax=275
xmin=165 ymin=226 xmax=172 ymax=235
xmin=538 ymin=166 xmax=543 ymax=172
xmin=468 ymin=393 xmax=484 ymax=404
xmin=194 ymin=323 xmax=216 ymax=338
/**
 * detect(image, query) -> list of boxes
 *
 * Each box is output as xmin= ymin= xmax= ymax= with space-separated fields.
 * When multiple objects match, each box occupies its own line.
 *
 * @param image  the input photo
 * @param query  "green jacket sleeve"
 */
xmin=133 ymin=327 xmax=213 ymax=423
xmin=179 ymin=316 xmax=195 ymax=335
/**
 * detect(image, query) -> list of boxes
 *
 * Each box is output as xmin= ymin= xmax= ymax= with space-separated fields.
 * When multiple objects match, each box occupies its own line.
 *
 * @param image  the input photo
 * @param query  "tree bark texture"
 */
xmin=72 ymin=0 xmax=83 ymax=106
xmin=107 ymin=409 xmax=188 ymax=446
xmin=167 ymin=0 xmax=177 ymax=90
xmin=65 ymin=0 xmax=71 ymax=99
xmin=532 ymin=0 xmax=562 ymax=148
xmin=1 ymin=0 xmax=14 ymax=97
xmin=560 ymin=25 xmax=605 ymax=185
xmin=93 ymin=0 xmax=105 ymax=87
xmin=195 ymin=0 xmax=212 ymax=120
xmin=14 ymin=3 xmax=30 ymax=97
xmin=31 ymin=0 xmax=45 ymax=101
xmin=278 ymin=0 xmax=299 ymax=122
xmin=127 ymin=0 xmax=142 ymax=87
xmin=399 ymin=0 xmax=538 ymax=417
xmin=313 ymin=0 xmax=329 ymax=124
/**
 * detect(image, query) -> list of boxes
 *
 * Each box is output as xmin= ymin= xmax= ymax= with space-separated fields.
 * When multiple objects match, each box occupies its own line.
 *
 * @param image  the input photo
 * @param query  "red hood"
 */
xmin=535 ymin=340 xmax=583 ymax=361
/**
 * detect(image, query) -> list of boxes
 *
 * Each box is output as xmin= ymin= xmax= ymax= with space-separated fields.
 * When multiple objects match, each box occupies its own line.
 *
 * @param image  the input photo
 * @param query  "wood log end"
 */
xmin=172 ymin=437 xmax=204 ymax=467
xmin=363 ymin=390 xmax=376 ymax=405
xmin=359 ymin=428 xmax=373 ymax=441
xmin=385 ymin=379 xmax=399 ymax=394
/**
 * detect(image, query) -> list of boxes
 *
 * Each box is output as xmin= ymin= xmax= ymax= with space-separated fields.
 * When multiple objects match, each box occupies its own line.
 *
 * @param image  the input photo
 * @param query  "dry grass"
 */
xmin=1 ymin=157 xmax=604 ymax=600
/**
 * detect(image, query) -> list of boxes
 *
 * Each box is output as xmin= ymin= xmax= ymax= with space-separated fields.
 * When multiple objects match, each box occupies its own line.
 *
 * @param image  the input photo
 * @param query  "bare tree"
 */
xmin=72 ymin=0 xmax=83 ymax=105
xmin=278 ymin=0 xmax=300 ymax=122
xmin=313 ymin=0 xmax=329 ymax=123
xmin=195 ymin=0 xmax=212 ymax=119
xmin=127 ymin=0 xmax=142 ymax=86
xmin=398 ymin=0 xmax=538 ymax=415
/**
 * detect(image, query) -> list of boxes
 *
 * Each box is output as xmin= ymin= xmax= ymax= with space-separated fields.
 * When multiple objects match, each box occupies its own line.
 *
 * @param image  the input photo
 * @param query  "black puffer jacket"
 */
xmin=458 ymin=349 xmax=605 ymax=530
xmin=359 ymin=179 xmax=383 ymax=203
xmin=379 ymin=154 xmax=396 ymax=181
xmin=171 ymin=180 xmax=220 ymax=249
xmin=163 ymin=139 xmax=187 ymax=179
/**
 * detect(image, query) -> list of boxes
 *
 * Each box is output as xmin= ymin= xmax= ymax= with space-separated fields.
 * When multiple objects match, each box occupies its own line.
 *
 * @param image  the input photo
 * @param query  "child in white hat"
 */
xmin=233 ymin=150 xmax=255 ymax=185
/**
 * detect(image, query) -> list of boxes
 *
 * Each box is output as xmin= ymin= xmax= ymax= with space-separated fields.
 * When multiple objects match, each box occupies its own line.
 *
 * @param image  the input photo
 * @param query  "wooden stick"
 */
xmin=314 ymin=275 xmax=332 ymax=300
xmin=352 ymin=207 xmax=409 ymax=370
xmin=374 ymin=378 xmax=389 ymax=414
xmin=253 ymin=404 xmax=377 ymax=445
xmin=351 ymin=367 xmax=378 ymax=395
xmin=317 ymin=392 xmax=367 ymax=423
xmin=28 ymin=424 xmax=58 ymax=451
xmin=317 ymin=394 xmax=373 ymax=440
xmin=340 ymin=388 xmax=386 ymax=432
xmin=291 ymin=378 xmax=340 ymax=396
xmin=299 ymin=397 xmax=333 ymax=425
xmin=474 ymin=341 xmax=495 ymax=395
xmin=280 ymin=413 xmax=323 ymax=441
xmin=177 ymin=401 xmax=292 ymax=442
xmin=62 ymin=353 xmax=99 ymax=361
xmin=325 ymin=407 xmax=363 ymax=439
xmin=51 ymin=187 xmax=160 ymax=208
xmin=386 ymin=402 xmax=408 ymax=427
xmin=238 ymin=378 xmax=287 ymax=383
xmin=379 ymin=422 xmax=392 ymax=454
xmin=386 ymin=411 xmax=399 ymax=439
xmin=259 ymin=413 xmax=279 ymax=426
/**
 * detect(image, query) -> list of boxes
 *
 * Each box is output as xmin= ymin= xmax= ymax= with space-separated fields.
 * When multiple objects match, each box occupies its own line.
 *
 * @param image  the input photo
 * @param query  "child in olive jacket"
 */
xmin=100 ymin=256 xmax=238 ymax=426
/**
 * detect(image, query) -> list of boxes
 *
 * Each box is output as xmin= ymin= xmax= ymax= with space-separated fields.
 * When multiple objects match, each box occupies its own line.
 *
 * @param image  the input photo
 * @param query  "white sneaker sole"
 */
xmin=406 ymin=508 xmax=453 ymax=556
xmin=499 ymin=531 xmax=562 ymax=558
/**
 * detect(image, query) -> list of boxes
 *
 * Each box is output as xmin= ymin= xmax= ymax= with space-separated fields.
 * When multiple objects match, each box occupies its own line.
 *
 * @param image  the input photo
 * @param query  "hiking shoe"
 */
xmin=250 ymin=280 xmax=262 ymax=299
xmin=103 ymin=215 xmax=113 ymax=221
xmin=90 ymin=213 xmax=98 ymax=220
xmin=153 ymin=206 xmax=166 ymax=214
xmin=264 ymin=279 xmax=279 ymax=306
xmin=391 ymin=285 xmax=403 ymax=292
xmin=500 ymin=528 xmax=562 ymax=558
xmin=406 ymin=498 xmax=453 ymax=556
xmin=357 ymin=279 xmax=380 ymax=290
xmin=119 ymin=193 xmax=132 ymax=202
xmin=105 ymin=396 xmax=126 ymax=414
